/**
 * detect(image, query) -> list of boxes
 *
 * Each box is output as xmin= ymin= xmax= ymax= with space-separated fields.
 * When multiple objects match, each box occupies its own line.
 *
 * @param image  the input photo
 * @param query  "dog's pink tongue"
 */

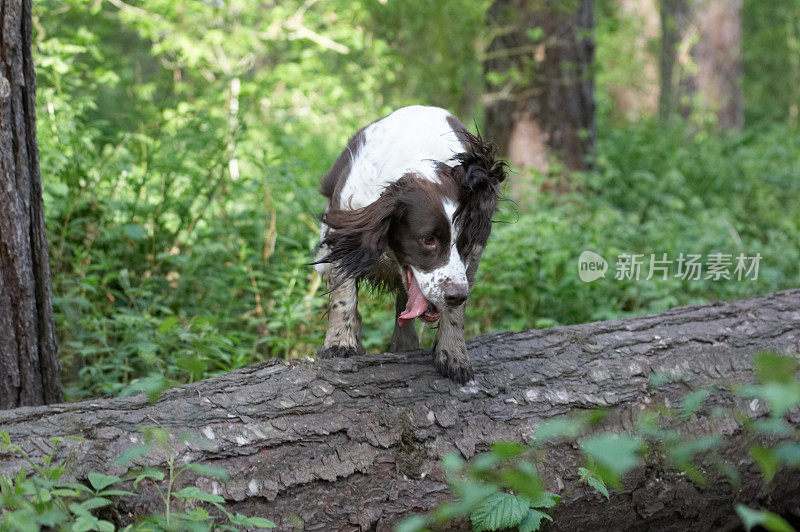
xmin=398 ymin=270 xmax=429 ymax=327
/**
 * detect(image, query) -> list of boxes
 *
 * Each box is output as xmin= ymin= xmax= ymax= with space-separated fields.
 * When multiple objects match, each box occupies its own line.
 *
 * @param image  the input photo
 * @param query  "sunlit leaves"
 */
xmin=470 ymin=492 xmax=530 ymax=532
xmin=580 ymin=434 xmax=643 ymax=486
xmin=736 ymin=505 xmax=795 ymax=532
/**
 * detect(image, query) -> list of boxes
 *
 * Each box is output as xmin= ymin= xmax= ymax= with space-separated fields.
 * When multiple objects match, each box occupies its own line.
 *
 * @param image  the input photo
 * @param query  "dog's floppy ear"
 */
xmin=449 ymin=130 xmax=508 ymax=255
xmin=316 ymin=187 xmax=402 ymax=280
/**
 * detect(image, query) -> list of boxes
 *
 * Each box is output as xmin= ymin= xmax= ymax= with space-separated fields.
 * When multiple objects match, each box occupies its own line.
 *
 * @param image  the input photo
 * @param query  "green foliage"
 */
xmin=742 ymin=0 xmax=800 ymax=124
xmin=0 ymin=430 xmax=275 ymax=530
xmin=736 ymin=505 xmax=796 ymax=532
xmin=398 ymin=352 xmax=800 ymax=531
xmin=470 ymin=492 xmax=531 ymax=531
xmin=0 ymin=433 xmax=130 ymax=531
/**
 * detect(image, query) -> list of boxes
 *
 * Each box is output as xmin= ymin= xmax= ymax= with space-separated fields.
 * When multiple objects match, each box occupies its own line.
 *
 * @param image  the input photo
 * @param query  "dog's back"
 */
xmin=320 ymin=105 xmax=467 ymax=212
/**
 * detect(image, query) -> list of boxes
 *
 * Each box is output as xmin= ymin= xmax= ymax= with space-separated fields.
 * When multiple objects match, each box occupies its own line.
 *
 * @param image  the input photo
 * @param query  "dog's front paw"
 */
xmin=433 ymin=347 xmax=474 ymax=384
xmin=317 ymin=344 xmax=365 ymax=359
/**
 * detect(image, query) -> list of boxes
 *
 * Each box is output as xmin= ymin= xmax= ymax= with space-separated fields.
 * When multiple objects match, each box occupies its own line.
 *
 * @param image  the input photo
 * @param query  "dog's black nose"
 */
xmin=444 ymin=283 xmax=470 ymax=307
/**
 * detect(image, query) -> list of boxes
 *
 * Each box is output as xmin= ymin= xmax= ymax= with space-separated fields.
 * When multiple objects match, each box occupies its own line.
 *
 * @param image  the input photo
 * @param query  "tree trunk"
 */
xmin=2 ymin=290 xmax=800 ymax=529
xmin=484 ymin=0 xmax=596 ymax=173
xmin=0 ymin=0 xmax=62 ymax=408
xmin=659 ymin=0 xmax=744 ymax=129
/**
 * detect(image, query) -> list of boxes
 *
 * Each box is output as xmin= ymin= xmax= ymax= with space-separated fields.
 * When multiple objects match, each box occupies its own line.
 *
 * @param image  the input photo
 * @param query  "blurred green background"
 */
xmin=33 ymin=0 xmax=800 ymax=400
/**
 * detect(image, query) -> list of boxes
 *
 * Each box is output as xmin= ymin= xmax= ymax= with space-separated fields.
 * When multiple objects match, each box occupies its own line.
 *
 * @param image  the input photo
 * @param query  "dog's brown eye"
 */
xmin=421 ymin=235 xmax=436 ymax=248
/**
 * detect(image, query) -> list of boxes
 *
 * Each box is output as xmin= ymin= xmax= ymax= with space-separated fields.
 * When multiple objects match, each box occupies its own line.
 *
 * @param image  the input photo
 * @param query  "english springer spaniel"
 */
xmin=313 ymin=105 xmax=507 ymax=383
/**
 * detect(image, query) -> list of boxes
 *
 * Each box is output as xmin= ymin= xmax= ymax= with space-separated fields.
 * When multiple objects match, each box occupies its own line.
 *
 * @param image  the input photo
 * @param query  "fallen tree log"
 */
xmin=2 ymin=289 xmax=800 ymax=530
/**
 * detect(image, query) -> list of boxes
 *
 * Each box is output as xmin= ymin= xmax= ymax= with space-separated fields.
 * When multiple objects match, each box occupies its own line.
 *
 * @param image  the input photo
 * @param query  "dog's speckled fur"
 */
xmin=314 ymin=106 xmax=506 ymax=383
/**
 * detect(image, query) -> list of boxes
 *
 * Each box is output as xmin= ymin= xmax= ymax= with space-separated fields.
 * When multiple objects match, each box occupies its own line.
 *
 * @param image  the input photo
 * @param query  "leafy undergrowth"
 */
xmin=0 ymin=429 xmax=274 ymax=531
xmin=397 ymin=352 xmax=800 ymax=532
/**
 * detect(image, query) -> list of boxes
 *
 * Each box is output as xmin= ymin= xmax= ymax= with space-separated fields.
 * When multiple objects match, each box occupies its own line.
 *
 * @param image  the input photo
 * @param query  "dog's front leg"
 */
xmin=433 ymin=303 xmax=473 ymax=384
xmin=318 ymin=270 xmax=365 ymax=358
xmin=433 ymin=247 xmax=483 ymax=383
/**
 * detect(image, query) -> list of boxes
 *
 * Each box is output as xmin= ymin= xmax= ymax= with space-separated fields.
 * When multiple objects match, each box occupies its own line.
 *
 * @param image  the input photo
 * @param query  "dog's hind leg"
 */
xmin=432 ymin=303 xmax=473 ymax=383
xmin=318 ymin=269 xmax=365 ymax=358
xmin=390 ymin=292 xmax=419 ymax=352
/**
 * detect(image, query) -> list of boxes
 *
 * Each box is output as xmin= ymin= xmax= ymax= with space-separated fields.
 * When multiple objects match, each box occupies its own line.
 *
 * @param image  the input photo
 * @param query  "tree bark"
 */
xmin=2 ymin=290 xmax=800 ymax=529
xmin=484 ymin=0 xmax=596 ymax=173
xmin=659 ymin=0 xmax=744 ymax=129
xmin=0 ymin=0 xmax=61 ymax=408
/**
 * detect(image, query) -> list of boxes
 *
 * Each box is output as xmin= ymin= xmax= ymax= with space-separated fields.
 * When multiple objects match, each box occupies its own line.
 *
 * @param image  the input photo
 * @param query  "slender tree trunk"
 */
xmin=0 ymin=0 xmax=62 ymax=408
xmin=659 ymin=0 xmax=743 ymax=129
xmin=1 ymin=290 xmax=799 ymax=529
xmin=484 ymin=0 xmax=596 ymax=172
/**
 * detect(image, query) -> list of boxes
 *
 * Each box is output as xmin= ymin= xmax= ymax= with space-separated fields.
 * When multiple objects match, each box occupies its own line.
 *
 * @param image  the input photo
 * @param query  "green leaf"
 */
xmin=118 ymin=374 xmax=169 ymax=403
xmin=580 ymin=434 xmax=642 ymax=481
xmin=470 ymin=453 xmax=501 ymax=473
xmin=395 ymin=515 xmax=427 ymax=532
xmin=682 ymin=389 xmax=711 ymax=417
xmin=775 ymin=442 xmax=800 ymax=466
xmin=132 ymin=467 xmax=165 ymax=487
xmin=585 ymin=475 xmax=610 ymax=499
xmin=518 ymin=508 xmax=553 ymax=532
xmin=528 ymin=492 xmax=559 ymax=509
xmin=97 ymin=489 xmax=136 ymax=497
xmin=750 ymin=445 xmax=780 ymax=482
xmin=123 ymin=224 xmax=148 ymax=240
xmin=87 ymin=473 xmax=121 ymax=491
xmin=71 ymin=515 xmax=99 ymax=532
xmin=441 ymin=452 xmax=464 ymax=472
xmin=184 ymin=462 xmax=230 ymax=481
xmin=499 ymin=462 xmax=542 ymax=501
xmin=667 ymin=435 xmax=721 ymax=466
xmin=175 ymin=486 xmax=226 ymax=504
xmin=736 ymin=504 xmax=795 ymax=532
xmin=754 ymin=352 xmax=799 ymax=385
xmin=533 ymin=418 xmax=582 ymax=444
xmin=97 ymin=521 xmax=115 ymax=532
xmin=80 ymin=496 xmax=112 ymax=510
xmin=244 ymin=516 xmax=276 ymax=528
xmin=740 ymin=381 xmax=800 ymax=419
xmin=524 ymin=27 xmax=545 ymax=41
xmin=157 ymin=316 xmax=180 ymax=335
xmin=470 ymin=492 xmax=529 ymax=531
xmin=489 ymin=441 xmax=527 ymax=459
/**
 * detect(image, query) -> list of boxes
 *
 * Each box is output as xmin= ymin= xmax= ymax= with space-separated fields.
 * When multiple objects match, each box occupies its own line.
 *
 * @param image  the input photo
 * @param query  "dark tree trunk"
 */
xmin=484 ymin=0 xmax=596 ymax=172
xmin=659 ymin=0 xmax=744 ymax=129
xmin=2 ymin=290 xmax=800 ymax=530
xmin=0 ymin=0 xmax=61 ymax=408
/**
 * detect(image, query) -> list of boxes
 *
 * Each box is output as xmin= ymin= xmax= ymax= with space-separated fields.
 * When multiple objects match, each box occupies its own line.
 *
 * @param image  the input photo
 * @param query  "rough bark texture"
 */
xmin=484 ymin=0 xmax=596 ymax=172
xmin=1 ymin=290 xmax=800 ymax=530
xmin=0 ymin=0 xmax=62 ymax=408
xmin=659 ymin=0 xmax=744 ymax=129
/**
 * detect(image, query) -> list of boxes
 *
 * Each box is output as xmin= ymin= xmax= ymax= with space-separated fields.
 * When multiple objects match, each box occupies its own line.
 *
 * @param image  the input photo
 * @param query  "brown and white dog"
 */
xmin=313 ymin=105 xmax=506 ymax=383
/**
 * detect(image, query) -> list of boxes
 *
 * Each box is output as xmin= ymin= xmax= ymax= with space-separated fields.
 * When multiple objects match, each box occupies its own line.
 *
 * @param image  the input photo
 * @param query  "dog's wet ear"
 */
xmin=448 ymin=130 xmax=508 ymax=255
xmin=453 ymin=134 xmax=507 ymax=192
xmin=315 ymin=187 xmax=402 ymax=280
